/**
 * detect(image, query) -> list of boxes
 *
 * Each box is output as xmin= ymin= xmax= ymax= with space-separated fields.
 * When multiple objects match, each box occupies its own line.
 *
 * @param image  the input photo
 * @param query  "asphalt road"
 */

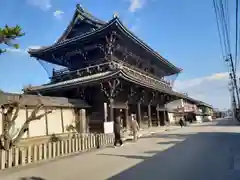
xmin=1 ymin=118 xmax=240 ymax=180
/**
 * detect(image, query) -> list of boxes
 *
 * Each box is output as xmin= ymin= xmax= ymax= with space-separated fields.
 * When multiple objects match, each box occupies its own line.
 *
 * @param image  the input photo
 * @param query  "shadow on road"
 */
xmin=141 ymin=133 xmax=189 ymax=140
xmin=19 ymin=177 xmax=47 ymax=180
xmin=193 ymin=118 xmax=240 ymax=127
xmin=105 ymin=132 xmax=240 ymax=180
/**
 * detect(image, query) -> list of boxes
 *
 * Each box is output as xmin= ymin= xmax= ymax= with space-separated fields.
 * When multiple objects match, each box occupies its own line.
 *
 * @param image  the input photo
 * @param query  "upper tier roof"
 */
xmin=28 ymin=4 xmax=182 ymax=75
xmin=57 ymin=4 xmax=105 ymax=42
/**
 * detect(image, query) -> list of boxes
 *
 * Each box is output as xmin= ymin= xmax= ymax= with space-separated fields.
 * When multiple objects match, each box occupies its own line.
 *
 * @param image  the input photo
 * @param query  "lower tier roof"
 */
xmin=24 ymin=69 xmax=210 ymax=107
xmin=0 ymin=92 xmax=90 ymax=108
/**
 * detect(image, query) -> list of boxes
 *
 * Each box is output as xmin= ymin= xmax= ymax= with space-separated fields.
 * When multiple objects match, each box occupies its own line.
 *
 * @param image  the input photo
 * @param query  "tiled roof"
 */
xmin=0 ymin=93 xmax=90 ymax=108
xmin=26 ymin=71 xmax=116 ymax=92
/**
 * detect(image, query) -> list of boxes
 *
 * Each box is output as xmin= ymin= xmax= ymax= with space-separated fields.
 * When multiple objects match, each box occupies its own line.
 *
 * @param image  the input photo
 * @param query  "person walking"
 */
xmin=130 ymin=114 xmax=140 ymax=142
xmin=114 ymin=116 xmax=123 ymax=147
xmin=179 ymin=118 xmax=184 ymax=128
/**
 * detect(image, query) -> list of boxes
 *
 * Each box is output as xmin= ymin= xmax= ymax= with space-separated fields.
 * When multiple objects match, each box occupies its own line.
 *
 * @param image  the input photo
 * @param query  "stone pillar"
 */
xmin=109 ymin=98 xmax=114 ymax=122
xmin=156 ymin=105 xmax=160 ymax=126
xmin=148 ymin=104 xmax=152 ymax=127
xmin=104 ymin=102 xmax=108 ymax=122
xmin=125 ymin=107 xmax=129 ymax=129
xmin=80 ymin=109 xmax=87 ymax=133
xmin=137 ymin=102 xmax=142 ymax=127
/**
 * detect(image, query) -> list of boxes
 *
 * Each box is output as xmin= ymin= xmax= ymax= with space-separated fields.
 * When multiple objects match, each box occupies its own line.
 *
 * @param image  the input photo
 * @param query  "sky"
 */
xmin=0 ymin=0 xmax=236 ymax=109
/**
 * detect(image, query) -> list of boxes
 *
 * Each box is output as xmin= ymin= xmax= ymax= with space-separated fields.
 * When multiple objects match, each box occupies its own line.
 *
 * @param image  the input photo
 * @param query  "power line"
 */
xmin=235 ymin=0 xmax=239 ymax=71
xmin=213 ymin=0 xmax=240 ymax=120
xmin=213 ymin=0 xmax=225 ymax=59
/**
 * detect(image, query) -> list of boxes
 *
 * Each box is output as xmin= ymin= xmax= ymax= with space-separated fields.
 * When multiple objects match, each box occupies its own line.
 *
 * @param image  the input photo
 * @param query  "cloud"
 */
xmin=174 ymin=72 xmax=229 ymax=90
xmin=6 ymin=48 xmax=27 ymax=54
xmin=174 ymin=72 xmax=230 ymax=109
xmin=128 ymin=0 xmax=146 ymax=12
xmin=130 ymin=18 xmax=141 ymax=32
xmin=53 ymin=10 xmax=64 ymax=19
xmin=27 ymin=45 xmax=42 ymax=50
xmin=5 ymin=45 xmax=42 ymax=55
xmin=26 ymin=0 xmax=52 ymax=11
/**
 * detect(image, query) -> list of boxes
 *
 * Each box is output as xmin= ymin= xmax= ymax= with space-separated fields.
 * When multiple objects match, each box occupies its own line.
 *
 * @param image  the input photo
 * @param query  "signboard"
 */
xmin=104 ymin=122 xmax=113 ymax=134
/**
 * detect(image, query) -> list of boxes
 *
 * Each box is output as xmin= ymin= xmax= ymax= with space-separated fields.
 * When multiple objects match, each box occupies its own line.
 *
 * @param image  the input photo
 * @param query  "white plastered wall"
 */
xmin=62 ymin=108 xmax=75 ymax=132
xmin=47 ymin=108 xmax=63 ymax=135
xmin=196 ymin=115 xmax=203 ymax=123
xmin=0 ymin=110 xmax=2 ymax=135
xmin=13 ymin=109 xmax=28 ymax=138
xmin=167 ymin=112 xmax=175 ymax=124
xmin=28 ymin=108 xmax=47 ymax=137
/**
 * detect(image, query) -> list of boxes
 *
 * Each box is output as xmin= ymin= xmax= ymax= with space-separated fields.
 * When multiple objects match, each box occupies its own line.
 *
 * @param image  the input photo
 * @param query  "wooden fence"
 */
xmin=0 ymin=133 xmax=114 ymax=170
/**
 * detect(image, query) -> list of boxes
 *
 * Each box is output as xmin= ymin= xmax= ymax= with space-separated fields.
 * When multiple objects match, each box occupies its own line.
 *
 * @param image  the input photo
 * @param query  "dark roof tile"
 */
xmin=0 ymin=93 xmax=90 ymax=108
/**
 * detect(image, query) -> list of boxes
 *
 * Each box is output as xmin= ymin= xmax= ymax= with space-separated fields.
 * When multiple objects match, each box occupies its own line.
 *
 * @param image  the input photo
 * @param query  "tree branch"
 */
xmin=12 ymin=109 xmax=52 ymax=145
xmin=27 ymin=103 xmax=44 ymax=121
xmin=11 ymin=104 xmax=20 ymax=122
xmin=32 ymin=110 xmax=52 ymax=121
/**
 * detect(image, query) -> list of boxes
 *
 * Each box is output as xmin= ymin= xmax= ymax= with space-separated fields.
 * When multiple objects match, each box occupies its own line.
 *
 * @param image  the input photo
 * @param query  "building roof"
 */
xmin=0 ymin=93 xmax=90 ymax=108
xmin=24 ymin=68 xmax=199 ymax=104
xmin=57 ymin=4 xmax=105 ymax=43
xmin=197 ymin=101 xmax=213 ymax=109
xmin=28 ymin=5 xmax=182 ymax=75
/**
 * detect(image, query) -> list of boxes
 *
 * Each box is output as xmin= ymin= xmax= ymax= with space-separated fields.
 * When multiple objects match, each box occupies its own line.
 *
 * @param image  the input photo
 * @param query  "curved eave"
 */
xmin=28 ymin=6 xmax=106 ymax=55
xmin=24 ymin=71 xmax=120 ymax=93
xmin=28 ymin=17 xmax=181 ymax=74
xmin=113 ymin=18 xmax=181 ymax=74
xmin=25 ymin=69 xmax=200 ymax=104
xmin=28 ymin=18 xmax=118 ymax=56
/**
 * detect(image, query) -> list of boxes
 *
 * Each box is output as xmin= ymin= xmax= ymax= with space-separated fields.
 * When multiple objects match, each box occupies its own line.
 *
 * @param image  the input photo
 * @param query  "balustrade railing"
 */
xmin=0 ymin=133 xmax=114 ymax=171
xmin=51 ymin=61 xmax=171 ymax=88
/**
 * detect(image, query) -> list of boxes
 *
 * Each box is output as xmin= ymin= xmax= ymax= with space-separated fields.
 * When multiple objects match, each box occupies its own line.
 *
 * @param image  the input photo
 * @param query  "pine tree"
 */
xmin=0 ymin=25 xmax=25 ymax=54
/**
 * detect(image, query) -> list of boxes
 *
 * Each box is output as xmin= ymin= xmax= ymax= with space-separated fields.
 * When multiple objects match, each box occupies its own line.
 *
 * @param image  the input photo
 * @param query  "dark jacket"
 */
xmin=114 ymin=118 xmax=121 ymax=136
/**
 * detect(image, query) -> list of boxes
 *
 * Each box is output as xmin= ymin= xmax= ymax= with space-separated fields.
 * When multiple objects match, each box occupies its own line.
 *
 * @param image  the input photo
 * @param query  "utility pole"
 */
xmin=226 ymin=55 xmax=240 ymax=108
xmin=229 ymin=80 xmax=237 ymax=120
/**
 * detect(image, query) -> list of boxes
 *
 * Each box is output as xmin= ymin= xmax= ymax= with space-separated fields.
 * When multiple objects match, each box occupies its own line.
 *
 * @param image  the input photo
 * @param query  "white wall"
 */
xmin=196 ymin=115 xmax=203 ymax=123
xmin=165 ymin=99 xmax=184 ymax=112
xmin=204 ymin=116 xmax=212 ymax=122
xmin=0 ymin=107 xmax=86 ymax=138
xmin=13 ymin=109 xmax=28 ymax=138
xmin=167 ymin=112 xmax=175 ymax=124
xmin=0 ymin=110 xmax=2 ymax=135
xmin=62 ymin=109 xmax=75 ymax=132
xmin=183 ymin=101 xmax=197 ymax=112
xmin=28 ymin=109 xmax=47 ymax=137
xmin=47 ymin=109 xmax=63 ymax=135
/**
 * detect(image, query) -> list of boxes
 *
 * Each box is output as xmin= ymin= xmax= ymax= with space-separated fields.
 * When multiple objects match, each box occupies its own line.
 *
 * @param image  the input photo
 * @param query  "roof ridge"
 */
xmin=76 ymin=4 xmax=105 ymax=24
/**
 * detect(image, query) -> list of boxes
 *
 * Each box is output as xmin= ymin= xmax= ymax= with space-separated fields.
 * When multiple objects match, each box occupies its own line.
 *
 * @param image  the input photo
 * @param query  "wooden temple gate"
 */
xmin=24 ymin=4 xmax=203 ymax=133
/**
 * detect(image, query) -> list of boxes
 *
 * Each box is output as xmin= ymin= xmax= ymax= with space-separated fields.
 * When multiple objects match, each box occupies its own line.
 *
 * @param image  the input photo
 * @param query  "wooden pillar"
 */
xmin=163 ymin=109 xmax=166 ymax=126
xmin=148 ymin=104 xmax=152 ymax=127
xmin=44 ymin=108 xmax=49 ymax=136
xmin=156 ymin=105 xmax=160 ymax=126
xmin=60 ymin=108 xmax=64 ymax=133
xmin=137 ymin=102 xmax=142 ymax=127
xmin=109 ymin=98 xmax=114 ymax=122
